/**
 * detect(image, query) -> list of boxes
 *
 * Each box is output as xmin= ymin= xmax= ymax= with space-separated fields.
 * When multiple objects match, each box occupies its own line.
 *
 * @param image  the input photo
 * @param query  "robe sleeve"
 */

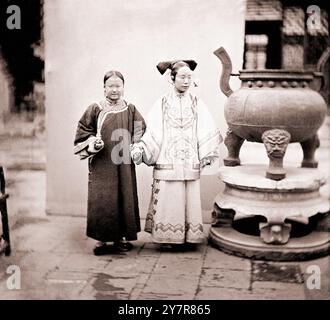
xmin=138 ymin=97 xmax=164 ymax=165
xmin=196 ymin=98 xmax=223 ymax=166
xmin=132 ymin=105 xmax=147 ymax=143
xmin=73 ymin=103 xmax=100 ymax=160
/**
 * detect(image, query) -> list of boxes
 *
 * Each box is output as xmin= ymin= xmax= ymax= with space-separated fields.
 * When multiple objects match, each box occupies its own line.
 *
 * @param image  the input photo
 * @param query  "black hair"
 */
xmin=170 ymin=61 xmax=190 ymax=81
xmin=103 ymin=70 xmax=125 ymax=85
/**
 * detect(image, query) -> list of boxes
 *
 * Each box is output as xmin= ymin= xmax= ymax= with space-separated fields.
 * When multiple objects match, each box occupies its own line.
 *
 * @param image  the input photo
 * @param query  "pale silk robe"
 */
xmin=139 ymin=89 xmax=222 ymax=244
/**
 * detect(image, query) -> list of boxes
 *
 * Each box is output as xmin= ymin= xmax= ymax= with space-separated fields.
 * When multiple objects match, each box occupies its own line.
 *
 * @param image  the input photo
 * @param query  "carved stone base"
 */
xmin=209 ymin=226 xmax=330 ymax=261
xmin=266 ymin=169 xmax=286 ymax=181
xmin=210 ymin=165 xmax=330 ymax=258
xmin=224 ymin=157 xmax=241 ymax=166
xmin=212 ymin=205 xmax=235 ymax=227
xmin=259 ymin=222 xmax=291 ymax=244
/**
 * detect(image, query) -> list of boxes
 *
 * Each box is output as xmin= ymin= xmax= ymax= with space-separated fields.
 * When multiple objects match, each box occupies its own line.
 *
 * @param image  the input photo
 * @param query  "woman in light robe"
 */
xmin=131 ymin=60 xmax=222 ymax=248
xmin=74 ymin=71 xmax=146 ymax=255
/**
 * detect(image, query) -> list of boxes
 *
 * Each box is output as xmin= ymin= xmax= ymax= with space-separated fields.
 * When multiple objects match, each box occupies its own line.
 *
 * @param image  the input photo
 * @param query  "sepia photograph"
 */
xmin=0 ymin=0 xmax=329 ymax=306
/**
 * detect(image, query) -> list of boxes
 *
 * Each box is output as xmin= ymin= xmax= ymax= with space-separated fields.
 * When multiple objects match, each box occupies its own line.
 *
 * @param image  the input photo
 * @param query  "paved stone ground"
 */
xmin=0 ymin=215 xmax=329 ymax=300
xmin=0 ymin=132 xmax=329 ymax=300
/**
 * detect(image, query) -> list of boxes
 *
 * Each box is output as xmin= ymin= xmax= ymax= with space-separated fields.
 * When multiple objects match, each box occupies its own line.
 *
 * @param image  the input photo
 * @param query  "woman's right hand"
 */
xmin=94 ymin=139 xmax=104 ymax=151
xmin=87 ymin=138 xmax=104 ymax=153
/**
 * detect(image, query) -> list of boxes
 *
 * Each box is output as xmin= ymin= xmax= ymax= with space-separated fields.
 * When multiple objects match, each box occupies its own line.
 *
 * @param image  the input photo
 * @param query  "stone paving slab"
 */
xmin=252 ymin=281 xmax=304 ymax=290
xmin=19 ymin=252 xmax=68 ymax=272
xmin=251 ymin=282 xmax=306 ymax=300
xmin=160 ymin=246 xmax=207 ymax=259
xmin=52 ymin=239 xmax=94 ymax=254
xmin=199 ymin=268 xmax=251 ymax=290
xmin=129 ymin=274 xmax=150 ymax=300
xmin=137 ymin=292 xmax=195 ymax=300
xmin=92 ymin=272 xmax=139 ymax=295
xmin=105 ymin=256 xmax=159 ymax=277
xmin=46 ymin=270 xmax=91 ymax=283
xmin=153 ymin=256 xmax=204 ymax=276
xmin=141 ymin=274 xmax=199 ymax=298
xmin=78 ymin=272 xmax=138 ymax=300
xmin=138 ymin=243 xmax=162 ymax=257
xmin=303 ymin=286 xmax=330 ymax=300
xmin=195 ymin=287 xmax=253 ymax=300
xmin=6 ymin=170 xmax=46 ymax=228
xmin=203 ymin=246 xmax=251 ymax=271
xmin=11 ymin=236 xmax=61 ymax=253
xmin=252 ymin=261 xmax=304 ymax=283
xmin=56 ymin=253 xmax=111 ymax=273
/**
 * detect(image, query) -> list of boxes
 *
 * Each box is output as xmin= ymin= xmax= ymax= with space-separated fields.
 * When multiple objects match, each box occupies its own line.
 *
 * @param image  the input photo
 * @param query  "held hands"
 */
xmin=200 ymin=153 xmax=219 ymax=169
xmin=130 ymin=143 xmax=144 ymax=165
xmin=200 ymin=157 xmax=211 ymax=169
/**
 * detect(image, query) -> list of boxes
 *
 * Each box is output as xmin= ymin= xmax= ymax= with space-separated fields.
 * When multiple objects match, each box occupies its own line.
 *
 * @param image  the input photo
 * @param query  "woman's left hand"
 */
xmin=94 ymin=139 xmax=104 ymax=151
xmin=130 ymin=144 xmax=143 ymax=165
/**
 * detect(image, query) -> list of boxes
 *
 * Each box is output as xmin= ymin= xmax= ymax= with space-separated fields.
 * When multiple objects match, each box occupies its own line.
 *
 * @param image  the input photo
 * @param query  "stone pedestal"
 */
xmin=209 ymin=165 xmax=330 ymax=261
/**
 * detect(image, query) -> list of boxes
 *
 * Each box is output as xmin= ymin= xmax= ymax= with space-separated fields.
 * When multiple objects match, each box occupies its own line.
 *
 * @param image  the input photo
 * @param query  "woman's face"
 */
xmin=174 ymin=66 xmax=192 ymax=93
xmin=104 ymin=76 xmax=124 ymax=102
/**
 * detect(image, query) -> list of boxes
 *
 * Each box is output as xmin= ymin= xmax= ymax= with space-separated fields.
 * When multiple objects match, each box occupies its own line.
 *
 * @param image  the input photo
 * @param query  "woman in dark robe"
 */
xmin=74 ymin=71 xmax=146 ymax=255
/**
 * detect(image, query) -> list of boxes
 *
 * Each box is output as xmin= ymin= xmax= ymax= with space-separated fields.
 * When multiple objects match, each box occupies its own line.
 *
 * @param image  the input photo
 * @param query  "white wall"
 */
xmin=45 ymin=0 xmax=246 ymax=217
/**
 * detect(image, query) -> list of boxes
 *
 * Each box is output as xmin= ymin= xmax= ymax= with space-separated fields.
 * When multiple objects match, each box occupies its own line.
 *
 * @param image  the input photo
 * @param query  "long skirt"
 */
xmin=145 ymin=179 xmax=204 ymax=244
